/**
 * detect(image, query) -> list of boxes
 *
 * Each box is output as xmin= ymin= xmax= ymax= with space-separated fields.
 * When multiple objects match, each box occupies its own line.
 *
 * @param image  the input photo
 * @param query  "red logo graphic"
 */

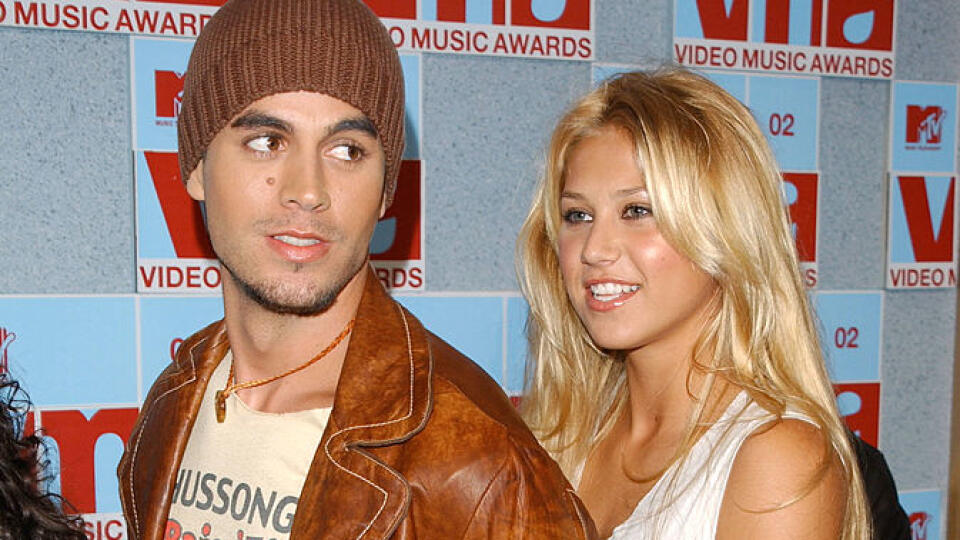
xmin=783 ymin=172 xmax=817 ymax=263
xmin=833 ymin=382 xmax=879 ymax=447
xmin=909 ymin=512 xmax=930 ymax=540
xmin=27 ymin=408 xmax=139 ymax=513
xmin=371 ymin=160 xmax=422 ymax=261
xmin=154 ymin=70 xmax=185 ymax=119
xmin=363 ymin=0 xmax=588 ymax=29
xmin=898 ymin=176 xmax=955 ymax=263
xmin=692 ymin=0 xmax=893 ymax=51
xmin=906 ymin=105 xmax=946 ymax=145
xmin=0 ymin=327 xmax=14 ymax=374
xmin=144 ymin=152 xmax=215 ymax=259
xmin=138 ymin=0 xmax=227 ymax=5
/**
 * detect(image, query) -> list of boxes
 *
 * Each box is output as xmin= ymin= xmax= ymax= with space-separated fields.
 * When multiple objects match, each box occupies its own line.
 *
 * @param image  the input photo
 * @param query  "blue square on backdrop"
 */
xmin=0 ymin=297 xmax=137 ymax=406
xmin=898 ymin=490 xmax=941 ymax=540
xmin=674 ymin=0 xmax=708 ymax=39
xmin=748 ymin=75 xmax=819 ymax=171
xmin=504 ymin=296 xmax=530 ymax=395
xmin=891 ymin=81 xmax=958 ymax=173
xmin=593 ymin=64 xmax=631 ymax=85
xmin=395 ymin=296 xmax=504 ymax=386
xmin=133 ymin=38 xmax=195 ymax=152
xmin=135 ymin=151 xmax=177 ymax=260
xmin=813 ymin=292 xmax=883 ymax=383
xmin=140 ymin=296 xmax=224 ymax=393
xmin=702 ymin=71 xmax=747 ymax=104
xmin=400 ymin=54 xmax=421 ymax=159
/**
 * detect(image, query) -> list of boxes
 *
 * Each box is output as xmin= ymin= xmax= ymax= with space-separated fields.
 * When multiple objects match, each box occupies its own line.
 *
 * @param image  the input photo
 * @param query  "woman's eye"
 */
xmin=563 ymin=209 xmax=592 ymax=223
xmin=246 ymin=135 xmax=281 ymax=154
xmin=623 ymin=204 xmax=651 ymax=219
xmin=330 ymin=144 xmax=364 ymax=162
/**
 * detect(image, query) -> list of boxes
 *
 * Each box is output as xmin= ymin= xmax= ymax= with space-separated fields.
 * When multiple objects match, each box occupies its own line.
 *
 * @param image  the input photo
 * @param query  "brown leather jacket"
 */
xmin=118 ymin=268 xmax=597 ymax=539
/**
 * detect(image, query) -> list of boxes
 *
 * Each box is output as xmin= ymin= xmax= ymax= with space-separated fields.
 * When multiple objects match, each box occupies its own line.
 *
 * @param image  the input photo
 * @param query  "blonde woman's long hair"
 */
xmin=517 ymin=67 xmax=870 ymax=539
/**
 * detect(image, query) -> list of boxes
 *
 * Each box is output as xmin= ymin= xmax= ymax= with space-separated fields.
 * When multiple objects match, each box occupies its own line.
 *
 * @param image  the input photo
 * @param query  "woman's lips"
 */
xmin=585 ymin=281 xmax=640 ymax=312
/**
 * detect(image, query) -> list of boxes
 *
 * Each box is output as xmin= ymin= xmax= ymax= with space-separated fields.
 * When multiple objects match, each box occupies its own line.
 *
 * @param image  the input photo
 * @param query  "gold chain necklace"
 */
xmin=215 ymin=318 xmax=356 ymax=423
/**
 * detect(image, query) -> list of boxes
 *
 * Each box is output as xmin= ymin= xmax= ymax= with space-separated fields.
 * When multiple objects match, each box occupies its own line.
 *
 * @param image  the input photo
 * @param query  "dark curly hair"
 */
xmin=0 ymin=374 xmax=85 ymax=539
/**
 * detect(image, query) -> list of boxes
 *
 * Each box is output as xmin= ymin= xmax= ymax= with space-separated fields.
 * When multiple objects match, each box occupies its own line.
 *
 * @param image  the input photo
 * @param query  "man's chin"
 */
xmin=240 ymin=281 xmax=340 ymax=316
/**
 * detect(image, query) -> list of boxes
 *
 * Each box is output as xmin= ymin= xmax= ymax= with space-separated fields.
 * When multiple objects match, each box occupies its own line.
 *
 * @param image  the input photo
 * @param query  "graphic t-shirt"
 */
xmin=167 ymin=352 xmax=331 ymax=540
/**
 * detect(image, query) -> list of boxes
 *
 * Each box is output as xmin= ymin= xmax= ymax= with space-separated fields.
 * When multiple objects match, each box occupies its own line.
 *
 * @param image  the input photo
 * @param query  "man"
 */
xmin=117 ymin=0 xmax=596 ymax=539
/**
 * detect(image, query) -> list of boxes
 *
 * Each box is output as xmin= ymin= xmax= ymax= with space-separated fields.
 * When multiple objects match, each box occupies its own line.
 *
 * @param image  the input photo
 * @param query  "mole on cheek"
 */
xmin=266 ymin=177 xmax=276 ymax=186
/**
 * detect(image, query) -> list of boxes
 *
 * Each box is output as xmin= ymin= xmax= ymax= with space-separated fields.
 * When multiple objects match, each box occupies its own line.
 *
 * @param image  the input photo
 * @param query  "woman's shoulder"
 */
xmin=716 ymin=415 xmax=846 ymax=539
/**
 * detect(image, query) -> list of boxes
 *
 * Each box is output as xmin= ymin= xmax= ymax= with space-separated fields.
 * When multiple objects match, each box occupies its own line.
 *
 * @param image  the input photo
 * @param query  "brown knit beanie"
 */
xmin=178 ymin=0 xmax=405 ymax=205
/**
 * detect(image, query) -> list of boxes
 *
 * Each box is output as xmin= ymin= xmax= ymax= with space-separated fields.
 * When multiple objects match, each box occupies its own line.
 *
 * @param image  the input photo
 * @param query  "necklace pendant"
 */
xmin=215 ymin=390 xmax=227 ymax=423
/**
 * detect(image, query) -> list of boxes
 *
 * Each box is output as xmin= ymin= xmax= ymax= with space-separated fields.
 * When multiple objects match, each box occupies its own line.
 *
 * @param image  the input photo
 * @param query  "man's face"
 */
xmin=186 ymin=91 xmax=387 ymax=315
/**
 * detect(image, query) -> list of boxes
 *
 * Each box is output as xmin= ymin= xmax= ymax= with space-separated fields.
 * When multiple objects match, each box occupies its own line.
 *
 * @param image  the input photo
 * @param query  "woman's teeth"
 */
xmin=590 ymin=283 xmax=640 ymax=301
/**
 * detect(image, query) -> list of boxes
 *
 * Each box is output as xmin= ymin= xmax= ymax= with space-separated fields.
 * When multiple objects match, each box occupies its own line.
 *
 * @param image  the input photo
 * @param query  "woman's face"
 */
xmin=557 ymin=126 xmax=718 ymax=357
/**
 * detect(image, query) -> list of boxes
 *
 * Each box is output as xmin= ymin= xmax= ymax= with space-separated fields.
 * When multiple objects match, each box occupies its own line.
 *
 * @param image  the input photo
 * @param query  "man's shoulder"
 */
xmin=422 ymin=329 xmax=529 ymax=438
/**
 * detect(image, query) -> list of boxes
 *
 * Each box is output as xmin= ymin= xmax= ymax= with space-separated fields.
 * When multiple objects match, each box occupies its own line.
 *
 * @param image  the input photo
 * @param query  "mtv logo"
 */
xmin=0 ymin=327 xmax=14 ymax=374
xmin=909 ymin=512 xmax=930 ymax=540
xmin=906 ymin=105 xmax=946 ymax=145
xmin=154 ymin=70 xmax=185 ymax=119
xmin=677 ymin=0 xmax=894 ymax=50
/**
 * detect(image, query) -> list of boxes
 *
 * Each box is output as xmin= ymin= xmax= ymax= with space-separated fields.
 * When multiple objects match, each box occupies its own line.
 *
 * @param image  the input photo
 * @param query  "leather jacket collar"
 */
xmin=120 ymin=266 xmax=433 ymax=539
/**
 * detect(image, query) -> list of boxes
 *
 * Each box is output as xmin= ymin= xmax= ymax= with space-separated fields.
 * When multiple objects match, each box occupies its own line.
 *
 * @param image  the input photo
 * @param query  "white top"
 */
xmin=597 ymin=392 xmax=814 ymax=539
xmin=167 ymin=352 xmax=331 ymax=540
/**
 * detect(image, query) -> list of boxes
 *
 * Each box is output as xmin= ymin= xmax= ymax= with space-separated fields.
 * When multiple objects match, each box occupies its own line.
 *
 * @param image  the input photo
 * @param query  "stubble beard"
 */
xmin=218 ymin=253 xmax=366 ymax=317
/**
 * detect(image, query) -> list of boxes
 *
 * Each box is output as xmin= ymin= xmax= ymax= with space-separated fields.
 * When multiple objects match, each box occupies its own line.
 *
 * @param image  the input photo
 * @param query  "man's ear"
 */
xmin=379 ymin=191 xmax=388 ymax=219
xmin=185 ymin=160 xmax=206 ymax=202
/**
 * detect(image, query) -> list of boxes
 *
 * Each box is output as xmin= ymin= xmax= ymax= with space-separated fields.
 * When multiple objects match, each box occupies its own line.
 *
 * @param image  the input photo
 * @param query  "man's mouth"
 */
xmin=589 ymin=282 xmax=640 ymax=302
xmin=272 ymin=234 xmax=321 ymax=247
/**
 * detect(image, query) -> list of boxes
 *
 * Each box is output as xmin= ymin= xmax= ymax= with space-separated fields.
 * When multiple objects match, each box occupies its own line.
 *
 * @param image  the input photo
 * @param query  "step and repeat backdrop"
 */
xmin=0 ymin=1 xmax=957 ymax=538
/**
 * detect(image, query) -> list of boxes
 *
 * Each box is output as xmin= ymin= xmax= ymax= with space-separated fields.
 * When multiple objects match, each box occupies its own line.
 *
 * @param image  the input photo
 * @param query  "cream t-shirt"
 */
xmin=166 ymin=352 xmax=331 ymax=540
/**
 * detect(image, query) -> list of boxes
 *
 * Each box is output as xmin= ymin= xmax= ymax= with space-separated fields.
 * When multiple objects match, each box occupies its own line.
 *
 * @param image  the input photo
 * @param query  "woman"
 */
xmin=518 ymin=68 xmax=870 ymax=539
xmin=0 ymin=374 xmax=85 ymax=539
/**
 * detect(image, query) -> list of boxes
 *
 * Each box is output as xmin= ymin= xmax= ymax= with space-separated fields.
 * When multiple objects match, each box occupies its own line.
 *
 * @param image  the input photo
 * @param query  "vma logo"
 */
xmin=833 ymin=383 xmax=879 ymax=447
xmin=887 ymin=175 xmax=957 ymax=289
xmin=674 ymin=0 xmax=896 ymax=77
xmin=28 ymin=408 xmax=139 ymax=514
xmin=371 ymin=160 xmax=425 ymax=291
xmin=0 ymin=327 xmax=14 ymax=374
xmin=364 ymin=0 xmax=589 ymax=29
xmin=366 ymin=0 xmax=594 ymax=60
xmin=905 ymin=105 xmax=946 ymax=146
xmin=682 ymin=0 xmax=893 ymax=49
xmin=136 ymin=151 xmax=221 ymax=293
xmin=154 ymin=70 xmax=185 ymax=122
xmin=783 ymin=172 xmax=818 ymax=287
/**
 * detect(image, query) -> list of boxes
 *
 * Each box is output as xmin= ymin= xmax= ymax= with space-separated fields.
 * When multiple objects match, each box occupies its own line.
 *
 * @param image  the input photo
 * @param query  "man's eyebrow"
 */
xmin=230 ymin=112 xmax=292 ymax=133
xmin=326 ymin=116 xmax=378 ymax=139
xmin=228 ymin=113 xmax=378 ymax=139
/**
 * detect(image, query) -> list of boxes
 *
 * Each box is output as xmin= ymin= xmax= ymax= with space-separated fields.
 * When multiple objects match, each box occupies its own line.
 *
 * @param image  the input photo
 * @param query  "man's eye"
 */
xmin=562 ymin=209 xmax=592 ymax=223
xmin=330 ymin=144 xmax=364 ymax=161
xmin=623 ymin=204 xmax=651 ymax=219
xmin=246 ymin=135 xmax=281 ymax=153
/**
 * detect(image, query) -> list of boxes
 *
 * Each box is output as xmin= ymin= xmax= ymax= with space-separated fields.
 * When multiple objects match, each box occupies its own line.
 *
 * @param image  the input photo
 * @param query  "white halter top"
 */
xmin=592 ymin=393 xmax=814 ymax=538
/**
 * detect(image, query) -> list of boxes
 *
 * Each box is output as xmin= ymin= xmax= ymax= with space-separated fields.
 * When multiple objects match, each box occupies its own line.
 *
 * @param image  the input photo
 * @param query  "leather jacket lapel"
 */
xmin=293 ymin=267 xmax=433 ymax=538
xmin=120 ymin=322 xmax=227 ymax=540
